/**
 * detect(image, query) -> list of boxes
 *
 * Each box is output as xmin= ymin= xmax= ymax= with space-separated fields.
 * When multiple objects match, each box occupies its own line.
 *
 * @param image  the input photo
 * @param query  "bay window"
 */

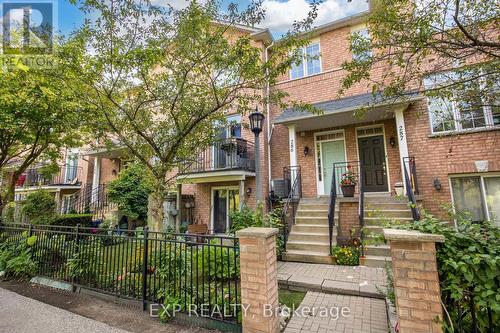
xmin=290 ymin=42 xmax=321 ymax=80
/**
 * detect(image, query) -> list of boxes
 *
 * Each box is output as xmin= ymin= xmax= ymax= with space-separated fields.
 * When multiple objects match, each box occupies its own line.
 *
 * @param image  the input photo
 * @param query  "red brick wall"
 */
xmin=404 ymin=100 xmax=500 ymax=218
xmin=338 ymin=200 xmax=359 ymax=245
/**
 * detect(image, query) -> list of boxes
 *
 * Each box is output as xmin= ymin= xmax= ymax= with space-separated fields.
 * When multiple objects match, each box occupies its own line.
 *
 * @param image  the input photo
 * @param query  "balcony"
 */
xmin=178 ymin=138 xmax=255 ymax=183
xmin=15 ymin=165 xmax=83 ymax=188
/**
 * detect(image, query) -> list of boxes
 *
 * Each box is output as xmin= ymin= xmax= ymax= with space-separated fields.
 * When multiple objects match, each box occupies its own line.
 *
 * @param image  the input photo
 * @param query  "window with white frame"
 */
xmin=424 ymin=72 xmax=499 ymax=134
xmin=351 ymin=28 xmax=372 ymax=61
xmin=290 ymin=43 xmax=321 ymax=80
xmin=451 ymin=175 xmax=500 ymax=225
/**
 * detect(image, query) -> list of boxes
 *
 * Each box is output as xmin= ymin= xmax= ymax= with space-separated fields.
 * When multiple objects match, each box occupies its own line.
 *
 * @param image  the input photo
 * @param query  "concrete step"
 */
xmin=282 ymin=250 xmax=335 ymax=264
xmin=295 ymin=216 xmax=329 ymax=225
xmin=298 ymin=203 xmax=330 ymax=210
xmin=300 ymin=197 xmax=330 ymax=204
xmin=365 ymin=196 xmax=403 ymax=203
xmin=363 ymin=255 xmax=392 ymax=268
xmin=364 ymin=209 xmax=413 ymax=218
xmin=288 ymin=232 xmax=330 ymax=243
xmin=291 ymin=224 xmax=332 ymax=233
xmin=286 ymin=240 xmax=331 ymax=253
xmin=365 ymin=202 xmax=409 ymax=210
xmin=364 ymin=217 xmax=414 ymax=226
xmin=296 ymin=209 xmax=329 ymax=218
xmin=365 ymin=244 xmax=391 ymax=257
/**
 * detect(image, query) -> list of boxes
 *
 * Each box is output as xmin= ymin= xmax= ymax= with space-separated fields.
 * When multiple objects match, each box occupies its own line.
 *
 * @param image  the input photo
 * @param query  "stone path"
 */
xmin=278 ymin=261 xmax=387 ymax=298
xmin=283 ymin=291 xmax=388 ymax=333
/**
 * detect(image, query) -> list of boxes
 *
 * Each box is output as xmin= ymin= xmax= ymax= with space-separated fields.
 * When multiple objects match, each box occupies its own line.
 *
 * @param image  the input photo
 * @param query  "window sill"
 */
xmin=428 ymin=125 xmax=500 ymax=138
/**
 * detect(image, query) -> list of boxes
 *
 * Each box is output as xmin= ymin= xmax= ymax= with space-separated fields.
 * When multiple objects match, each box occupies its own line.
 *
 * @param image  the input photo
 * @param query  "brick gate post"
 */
xmin=383 ymin=229 xmax=445 ymax=333
xmin=236 ymin=227 xmax=280 ymax=333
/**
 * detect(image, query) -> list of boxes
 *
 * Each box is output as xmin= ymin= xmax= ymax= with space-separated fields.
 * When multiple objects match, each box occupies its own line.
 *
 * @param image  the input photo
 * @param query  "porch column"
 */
xmin=394 ymin=107 xmax=409 ymax=194
xmin=91 ymin=156 xmax=101 ymax=203
xmin=175 ymin=183 xmax=182 ymax=233
xmin=288 ymin=124 xmax=298 ymax=180
xmin=239 ymin=180 xmax=245 ymax=209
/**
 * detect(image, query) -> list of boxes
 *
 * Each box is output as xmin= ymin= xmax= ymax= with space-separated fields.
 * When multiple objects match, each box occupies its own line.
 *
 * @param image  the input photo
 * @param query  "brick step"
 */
xmin=364 ymin=209 xmax=413 ymax=218
xmin=286 ymin=240 xmax=331 ymax=253
xmin=296 ymin=209 xmax=330 ymax=217
xmin=295 ymin=216 xmax=329 ymax=225
xmin=282 ymin=250 xmax=335 ymax=264
xmin=365 ymin=244 xmax=391 ymax=257
xmin=288 ymin=232 xmax=330 ymax=243
xmin=292 ymin=224 xmax=330 ymax=233
xmin=363 ymin=255 xmax=392 ymax=268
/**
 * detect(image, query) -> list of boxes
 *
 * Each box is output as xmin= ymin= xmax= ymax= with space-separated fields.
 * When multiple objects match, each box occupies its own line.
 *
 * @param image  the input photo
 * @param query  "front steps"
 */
xmin=362 ymin=197 xmax=414 ymax=268
xmin=282 ymin=195 xmax=416 ymax=268
xmin=282 ymin=197 xmax=335 ymax=264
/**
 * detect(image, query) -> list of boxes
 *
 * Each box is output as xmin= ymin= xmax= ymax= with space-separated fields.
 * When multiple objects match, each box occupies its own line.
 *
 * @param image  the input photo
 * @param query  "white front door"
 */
xmin=315 ymin=131 xmax=346 ymax=195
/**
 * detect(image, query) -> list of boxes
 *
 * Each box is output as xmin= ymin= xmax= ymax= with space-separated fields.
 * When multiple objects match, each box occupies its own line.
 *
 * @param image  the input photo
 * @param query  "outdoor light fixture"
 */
xmin=389 ymin=136 xmax=396 ymax=147
xmin=433 ymin=178 xmax=442 ymax=191
xmin=249 ymin=107 xmax=265 ymax=202
xmin=304 ymin=146 xmax=309 ymax=156
xmin=249 ymin=108 xmax=265 ymax=135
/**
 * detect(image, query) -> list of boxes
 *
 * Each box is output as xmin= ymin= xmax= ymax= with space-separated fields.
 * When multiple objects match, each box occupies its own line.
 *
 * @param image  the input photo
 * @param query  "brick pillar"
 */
xmin=236 ymin=227 xmax=279 ymax=333
xmin=383 ymin=229 xmax=445 ymax=333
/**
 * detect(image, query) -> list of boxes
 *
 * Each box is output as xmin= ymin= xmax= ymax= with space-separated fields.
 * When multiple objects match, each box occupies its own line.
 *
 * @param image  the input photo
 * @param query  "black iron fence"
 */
xmin=403 ymin=157 xmax=420 ymax=221
xmin=179 ymin=138 xmax=255 ymax=174
xmin=16 ymin=165 xmax=83 ymax=187
xmin=0 ymin=223 xmax=240 ymax=324
xmin=281 ymin=166 xmax=302 ymax=251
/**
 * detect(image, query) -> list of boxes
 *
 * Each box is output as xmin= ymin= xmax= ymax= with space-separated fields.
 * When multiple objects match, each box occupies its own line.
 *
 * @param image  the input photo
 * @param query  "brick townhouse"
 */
xmin=5 ymin=10 xmax=498 ymax=266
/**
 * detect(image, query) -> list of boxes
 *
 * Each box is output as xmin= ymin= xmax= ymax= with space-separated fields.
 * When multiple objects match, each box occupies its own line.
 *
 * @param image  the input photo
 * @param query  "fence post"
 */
xmin=72 ymin=224 xmax=81 ymax=292
xmin=383 ymin=229 xmax=445 ymax=333
xmin=142 ymin=226 xmax=149 ymax=311
xmin=236 ymin=227 xmax=280 ymax=333
xmin=28 ymin=224 xmax=33 ymax=237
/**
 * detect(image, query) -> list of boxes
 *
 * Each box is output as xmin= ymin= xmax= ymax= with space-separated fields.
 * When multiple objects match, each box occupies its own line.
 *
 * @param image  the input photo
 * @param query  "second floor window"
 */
xmin=351 ymin=28 xmax=372 ymax=61
xmin=290 ymin=43 xmax=321 ymax=80
xmin=424 ymin=72 xmax=499 ymax=134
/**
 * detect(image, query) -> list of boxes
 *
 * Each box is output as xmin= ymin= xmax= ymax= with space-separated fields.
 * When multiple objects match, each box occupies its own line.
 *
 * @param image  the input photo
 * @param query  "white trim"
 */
xmin=394 ymin=107 xmax=409 ymax=194
xmin=354 ymin=124 xmax=391 ymax=193
xmin=288 ymin=124 xmax=298 ymax=168
xmin=210 ymin=186 xmax=240 ymax=233
xmin=313 ymin=129 xmax=347 ymax=195
xmin=177 ymin=170 xmax=254 ymax=184
xmin=289 ymin=42 xmax=322 ymax=80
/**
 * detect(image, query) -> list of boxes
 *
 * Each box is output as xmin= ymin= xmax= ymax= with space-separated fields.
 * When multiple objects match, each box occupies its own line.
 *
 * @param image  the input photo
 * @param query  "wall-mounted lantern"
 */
xmin=303 ymin=146 xmax=309 ymax=156
xmin=433 ymin=178 xmax=442 ymax=191
xmin=389 ymin=136 xmax=396 ymax=147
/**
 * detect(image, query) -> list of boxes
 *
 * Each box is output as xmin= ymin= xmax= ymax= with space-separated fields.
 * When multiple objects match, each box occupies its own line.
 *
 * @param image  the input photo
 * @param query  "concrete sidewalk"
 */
xmin=278 ymin=262 xmax=387 ymax=299
xmin=0 ymin=287 xmax=129 ymax=333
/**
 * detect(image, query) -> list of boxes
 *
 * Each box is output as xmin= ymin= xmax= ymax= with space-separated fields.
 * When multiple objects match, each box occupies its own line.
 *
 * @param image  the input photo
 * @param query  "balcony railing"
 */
xmin=16 ymin=165 xmax=83 ymax=188
xmin=179 ymin=138 xmax=255 ymax=174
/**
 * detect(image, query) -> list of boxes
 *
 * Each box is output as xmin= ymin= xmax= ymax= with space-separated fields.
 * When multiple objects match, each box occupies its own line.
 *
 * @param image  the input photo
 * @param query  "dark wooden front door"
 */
xmin=358 ymin=135 xmax=388 ymax=192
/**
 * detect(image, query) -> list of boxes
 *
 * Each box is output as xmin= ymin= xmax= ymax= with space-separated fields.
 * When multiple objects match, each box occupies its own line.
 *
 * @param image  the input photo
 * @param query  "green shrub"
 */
xmin=0 ymin=232 xmax=38 ymax=278
xmin=332 ymin=246 xmax=360 ymax=266
xmin=21 ymin=190 xmax=56 ymax=224
xmin=392 ymin=207 xmax=500 ymax=332
xmin=51 ymin=214 xmax=93 ymax=227
xmin=196 ymin=239 xmax=239 ymax=280
xmin=67 ymin=242 xmax=103 ymax=286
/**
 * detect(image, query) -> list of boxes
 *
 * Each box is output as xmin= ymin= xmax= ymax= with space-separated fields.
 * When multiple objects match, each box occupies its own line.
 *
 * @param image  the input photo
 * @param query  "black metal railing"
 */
xmin=0 ymin=223 xmax=241 ymax=324
xmin=179 ymin=138 xmax=255 ymax=174
xmin=403 ymin=157 xmax=420 ymax=221
xmin=16 ymin=165 xmax=83 ymax=187
xmin=358 ymin=165 xmax=365 ymax=257
xmin=327 ymin=161 xmax=361 ymax=251
xmin=281 ymin=166 xmax=301 ymax=252
xmin=61 ymin=184 xmax=114 ymax=220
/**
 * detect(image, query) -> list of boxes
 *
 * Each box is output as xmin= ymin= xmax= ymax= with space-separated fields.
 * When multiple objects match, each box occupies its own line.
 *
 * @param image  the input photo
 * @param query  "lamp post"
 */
xmin=249 ymin=108 xmax=265 ymax=203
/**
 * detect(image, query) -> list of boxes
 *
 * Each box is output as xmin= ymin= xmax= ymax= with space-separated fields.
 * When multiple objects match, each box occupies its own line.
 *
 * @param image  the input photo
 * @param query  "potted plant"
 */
xmin=340 ymin=166 xmax=357 ymax=197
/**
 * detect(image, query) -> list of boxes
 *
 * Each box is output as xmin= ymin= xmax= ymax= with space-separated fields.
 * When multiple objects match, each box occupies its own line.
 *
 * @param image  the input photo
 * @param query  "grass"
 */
xmin=279 ymin=289 xmax=306 ymax=309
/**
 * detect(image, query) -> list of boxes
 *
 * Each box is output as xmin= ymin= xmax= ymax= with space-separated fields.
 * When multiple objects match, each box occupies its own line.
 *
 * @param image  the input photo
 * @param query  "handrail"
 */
xmin=403 ymin=157 xmax=420 ymax=221
xmin=281 ymin=166 xmax=301 ymax=252
xmin=358 ymin=165 xmax=365 ymax=257
xmin=327 ymin=165 xmax=337 ymax=254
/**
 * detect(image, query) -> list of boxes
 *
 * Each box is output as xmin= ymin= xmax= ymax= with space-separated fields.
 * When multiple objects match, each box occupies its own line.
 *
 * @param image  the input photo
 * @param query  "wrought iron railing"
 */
xmin=16 ymin=165 xmax=83 ymax=187
xmin=403 ymin=157 xmax=420 ymax=221
xmin=179 ymin=138 xmax=255 ymax=174
xmin=61 ymin=184 xmax=114 ymax=220
xmin=358 ymin=165 xmax=365 ymax=257
xmin=281 ymin=166 xmax=301 ymax=252
xmin=327 ymin=161 xmax=361 ymax=251
xmin=0 ymin=223 xmax=241 ymax=324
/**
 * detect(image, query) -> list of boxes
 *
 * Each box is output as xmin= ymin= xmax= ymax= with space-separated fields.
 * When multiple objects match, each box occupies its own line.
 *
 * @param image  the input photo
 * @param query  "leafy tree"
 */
xmin=69 ymin=0 xmax=319 ymax=230
xmin=107 ymin=164 xmax=153 ymax=223
xmin=21 ymin=190 xmax=56 ymax=224
xmin=0 ymin=46 xmax=89 ymax=213
xmin=342 ymin=0 xmax=499 ymax=117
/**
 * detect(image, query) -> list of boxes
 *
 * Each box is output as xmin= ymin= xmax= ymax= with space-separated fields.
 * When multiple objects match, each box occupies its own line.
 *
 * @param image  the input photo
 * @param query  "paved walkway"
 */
xmin=283 ymin=291 xmax=388 ymax=333
xmin=0 ymin=287 xmax=129 ymax=333
xmin=278 ymin=262 xmax=387 ymax=298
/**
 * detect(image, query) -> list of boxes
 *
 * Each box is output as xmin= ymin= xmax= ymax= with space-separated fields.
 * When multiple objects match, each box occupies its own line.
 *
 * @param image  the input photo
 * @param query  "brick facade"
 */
xmin=337 ymin=199 xmax=360 ymax=245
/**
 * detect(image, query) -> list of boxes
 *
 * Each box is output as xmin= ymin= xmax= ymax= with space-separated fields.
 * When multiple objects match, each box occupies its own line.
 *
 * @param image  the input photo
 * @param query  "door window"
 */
xmin=484 ymin=177 xmax=500 ymax=225
xmin=213 ymin=188 xmax=240 ymax=233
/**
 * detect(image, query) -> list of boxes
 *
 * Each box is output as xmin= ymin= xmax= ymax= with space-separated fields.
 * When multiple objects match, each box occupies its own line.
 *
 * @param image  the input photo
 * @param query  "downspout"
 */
xmin=265 ymin=42 xmax=275 ymax=193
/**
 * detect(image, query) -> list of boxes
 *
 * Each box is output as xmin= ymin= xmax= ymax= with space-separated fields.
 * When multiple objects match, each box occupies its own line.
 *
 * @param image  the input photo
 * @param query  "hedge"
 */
xmin=50 ymin=214 xmax=94 ymax=227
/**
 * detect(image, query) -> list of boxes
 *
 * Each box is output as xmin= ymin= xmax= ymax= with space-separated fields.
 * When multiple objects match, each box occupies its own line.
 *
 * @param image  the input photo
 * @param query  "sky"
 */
xmin=4 ymin=0 xmax=369 ymax=38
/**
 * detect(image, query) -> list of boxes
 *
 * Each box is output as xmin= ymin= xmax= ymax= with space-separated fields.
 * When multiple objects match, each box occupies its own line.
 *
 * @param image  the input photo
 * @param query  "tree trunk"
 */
xmin=148 ymin=187 xmax=166 ymax=232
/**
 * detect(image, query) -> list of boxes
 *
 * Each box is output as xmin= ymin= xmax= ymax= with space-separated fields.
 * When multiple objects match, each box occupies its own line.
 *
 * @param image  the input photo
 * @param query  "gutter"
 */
xmin=265 ymin=41 xmax=274 ymax=193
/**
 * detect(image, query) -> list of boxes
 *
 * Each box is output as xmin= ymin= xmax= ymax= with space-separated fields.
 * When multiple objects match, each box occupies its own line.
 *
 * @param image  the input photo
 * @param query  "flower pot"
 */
xmin=359 ymin=256 xmax=366 ymax=266
xmin=341 ymin=185 xmax=355 ymax=197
